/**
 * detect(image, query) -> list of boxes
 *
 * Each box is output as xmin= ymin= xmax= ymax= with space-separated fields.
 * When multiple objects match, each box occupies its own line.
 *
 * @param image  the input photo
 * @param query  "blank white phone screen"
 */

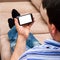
xmin=19 ymin=14 xmax=32 ymax=25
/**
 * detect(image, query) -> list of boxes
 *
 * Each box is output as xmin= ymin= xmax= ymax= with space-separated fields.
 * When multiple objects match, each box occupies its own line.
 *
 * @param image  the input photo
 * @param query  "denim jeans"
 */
xmin=8 ymin=26 xmax=41 ymax=52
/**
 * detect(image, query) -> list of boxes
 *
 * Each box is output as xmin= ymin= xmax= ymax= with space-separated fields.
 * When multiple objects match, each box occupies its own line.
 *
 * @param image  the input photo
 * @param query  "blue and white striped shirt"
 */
xmin=19 ymin=39 xmax=60 ymax=60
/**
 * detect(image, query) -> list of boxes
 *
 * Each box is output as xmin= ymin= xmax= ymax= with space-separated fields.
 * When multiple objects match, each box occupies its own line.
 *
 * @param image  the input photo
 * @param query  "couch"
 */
xmin=0 ymin=0 xmax=52 ymax=60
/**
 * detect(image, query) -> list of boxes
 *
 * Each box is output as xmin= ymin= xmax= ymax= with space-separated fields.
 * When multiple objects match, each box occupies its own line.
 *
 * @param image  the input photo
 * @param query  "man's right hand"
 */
xmin=14 ymin=18 xmax=33 ymax=39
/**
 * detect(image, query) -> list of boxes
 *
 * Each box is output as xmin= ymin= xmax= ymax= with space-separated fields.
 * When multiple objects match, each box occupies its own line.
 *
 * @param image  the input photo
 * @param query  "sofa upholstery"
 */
xmin=31 ymin=0 xmax=41 ymax=11
xmin=0 ymin=0 xmax=52 ymax=59
xmin=0 ymin=0 xmax=52 ymax=42
xmin=0 ymin=0 xmax=29 ymax=2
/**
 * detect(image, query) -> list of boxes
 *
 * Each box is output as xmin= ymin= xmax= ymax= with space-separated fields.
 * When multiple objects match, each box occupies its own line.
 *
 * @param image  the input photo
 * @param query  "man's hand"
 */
xmin=15 ymin=18 xmax=33 ymax=39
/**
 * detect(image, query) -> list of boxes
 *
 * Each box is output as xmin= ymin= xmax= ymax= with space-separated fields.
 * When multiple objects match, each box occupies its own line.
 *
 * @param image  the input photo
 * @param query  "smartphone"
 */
xmin=17 ymin=14 xmax=33 ymax=26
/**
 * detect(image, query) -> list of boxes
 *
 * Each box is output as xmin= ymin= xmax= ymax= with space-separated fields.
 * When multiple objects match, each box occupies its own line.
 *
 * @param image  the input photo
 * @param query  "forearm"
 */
xmin=11 ymin=35 xmax=26 ymax=60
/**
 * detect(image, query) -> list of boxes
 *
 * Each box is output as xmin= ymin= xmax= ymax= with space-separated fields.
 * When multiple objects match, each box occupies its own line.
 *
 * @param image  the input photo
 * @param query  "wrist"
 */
xmin=18 ymin=33 xmax=29 ymax=40
xmin=16 ymin=35 xmax=26 ymax=46
xmin=17 ymin=34 xmax=26 ymax=43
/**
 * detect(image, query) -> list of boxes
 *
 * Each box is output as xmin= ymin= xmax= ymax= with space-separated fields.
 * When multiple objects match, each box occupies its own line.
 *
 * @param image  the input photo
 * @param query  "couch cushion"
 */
xmin=0 ymin=12 xmax=49 ymax=35
xmin=31 ymin=0 xmax=41 ymax=11
xmin=0 ymin=0 xmax=29 ymax=2
xmin=0 ymin=13 xmax=10 ymax=35
xmin=34 ymin=33 xmax=52 ymax=44
xmin=31 ymin=13 xmax=49 ymax=34
xmin=0 ymin=34 xmax=11 ymax=60
xmin=0 ymin=2 xmax=38 ymax=35
xmin=0 ymin=2 xmax=38 ymax=13
xmin=0 ymin=2 xmax=49 ymax=35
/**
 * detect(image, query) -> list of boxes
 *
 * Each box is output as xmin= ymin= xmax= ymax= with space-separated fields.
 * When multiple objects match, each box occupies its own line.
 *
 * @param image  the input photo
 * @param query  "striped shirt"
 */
xmin=19 ymin=39 xmax=60 ymax=60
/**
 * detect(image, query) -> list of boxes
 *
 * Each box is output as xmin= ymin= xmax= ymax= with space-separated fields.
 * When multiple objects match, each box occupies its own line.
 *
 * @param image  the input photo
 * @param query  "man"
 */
xmin=11 ymin=0 xmax=60 ymax=60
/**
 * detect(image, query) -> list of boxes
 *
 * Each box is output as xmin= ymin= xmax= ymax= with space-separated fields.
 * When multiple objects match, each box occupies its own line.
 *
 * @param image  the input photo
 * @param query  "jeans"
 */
xmin=8 ymin=26 xmax=41 ymax=52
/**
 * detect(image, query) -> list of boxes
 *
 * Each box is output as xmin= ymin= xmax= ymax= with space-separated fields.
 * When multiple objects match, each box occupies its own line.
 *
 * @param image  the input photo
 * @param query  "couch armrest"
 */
xmin=31 ymin=0 xmax=41 ymax=11
xmin=40 ymin=3 xmax=49 ymax=24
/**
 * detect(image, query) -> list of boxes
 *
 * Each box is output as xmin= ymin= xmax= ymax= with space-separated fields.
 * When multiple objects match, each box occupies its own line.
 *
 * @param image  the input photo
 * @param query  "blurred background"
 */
xmin=0 ymin=0 xmax=29 ymax=2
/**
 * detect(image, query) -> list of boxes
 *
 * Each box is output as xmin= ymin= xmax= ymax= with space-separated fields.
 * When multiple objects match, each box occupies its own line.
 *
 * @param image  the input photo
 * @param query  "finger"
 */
xmin=26 ymin=22 xmax=34 ymax=29
xmin=14 ymin=18 xmax=20 ymax=29
xmin=24 ymin=20 xmax=34 ymax=29
xmin=28 ymin=19 xmax=34 ymax=27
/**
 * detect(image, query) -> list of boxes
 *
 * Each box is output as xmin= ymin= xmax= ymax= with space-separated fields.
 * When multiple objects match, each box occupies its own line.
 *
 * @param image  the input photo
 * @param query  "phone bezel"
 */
xmin=17 ymin=13 xmax=33 ymax=26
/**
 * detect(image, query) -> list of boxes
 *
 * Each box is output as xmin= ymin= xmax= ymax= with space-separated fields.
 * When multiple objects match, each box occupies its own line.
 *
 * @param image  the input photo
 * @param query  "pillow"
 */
xmin=31 ymin=0 xmax=41 ymax=11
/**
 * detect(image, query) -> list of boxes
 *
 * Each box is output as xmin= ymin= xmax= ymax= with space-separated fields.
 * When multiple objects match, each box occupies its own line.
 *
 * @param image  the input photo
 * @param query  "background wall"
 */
xmin=0 ymin=0 xmax=29 ymax=2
